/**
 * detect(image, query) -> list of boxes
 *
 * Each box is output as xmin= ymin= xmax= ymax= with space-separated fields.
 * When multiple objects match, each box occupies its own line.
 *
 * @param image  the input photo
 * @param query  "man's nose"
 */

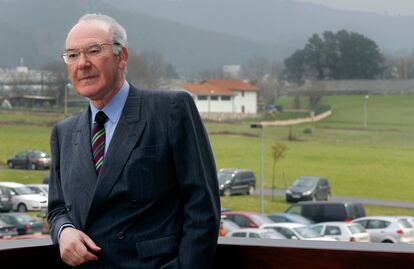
xmin=77 ymin=52 xmax=91 ymax=68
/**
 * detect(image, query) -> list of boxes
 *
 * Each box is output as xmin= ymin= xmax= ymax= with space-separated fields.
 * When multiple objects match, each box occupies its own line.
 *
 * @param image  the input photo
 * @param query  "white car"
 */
xmin=0 ymin=182 xmax=48 ymax=212
xmin=312 ymin=222 xmax=371 ymax=242
xmin=26 ymin=184 xmax=49 ymax=197
xmin=352 ymin=216 xmax=414 ymax=244
xmin=260 ymin=223 xmax=336 ymax=241
xmin=226 ymin=228 xmax=286 ymax=239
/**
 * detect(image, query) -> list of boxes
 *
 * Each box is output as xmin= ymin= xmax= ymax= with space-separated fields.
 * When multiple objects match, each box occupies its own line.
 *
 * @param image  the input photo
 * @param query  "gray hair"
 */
xmin=78 ymin=13 xmax=127 ymax=54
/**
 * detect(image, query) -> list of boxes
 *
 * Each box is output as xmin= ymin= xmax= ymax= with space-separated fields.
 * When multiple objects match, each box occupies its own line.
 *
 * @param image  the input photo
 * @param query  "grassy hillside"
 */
xmin=1 ymin=94 xmax=414 ymax=204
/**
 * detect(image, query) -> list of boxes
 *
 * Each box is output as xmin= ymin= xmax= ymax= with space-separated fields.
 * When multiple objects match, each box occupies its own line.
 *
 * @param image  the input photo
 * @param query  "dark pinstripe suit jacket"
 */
xmin=47 ymin=85 xmax=220 ymax=269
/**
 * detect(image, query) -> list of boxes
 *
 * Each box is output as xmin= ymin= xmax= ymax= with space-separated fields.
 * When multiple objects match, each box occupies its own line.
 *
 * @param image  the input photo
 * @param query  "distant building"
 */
xmin=222 ymin=65 xmax=241 ymax=79
xmin=179 ymin=79 xmax=258 ymax=114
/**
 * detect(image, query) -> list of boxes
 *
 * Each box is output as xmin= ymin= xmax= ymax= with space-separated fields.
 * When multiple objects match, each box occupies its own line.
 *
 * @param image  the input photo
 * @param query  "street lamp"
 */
xmin=250 ymin=123 xmax=264 ymax=214
xmin=364 ymin=95 xmax=369 ymax=128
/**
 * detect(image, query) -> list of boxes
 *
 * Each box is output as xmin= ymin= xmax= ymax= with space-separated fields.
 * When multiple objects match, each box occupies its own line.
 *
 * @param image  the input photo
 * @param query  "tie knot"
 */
xmin=95 ymin=111 xmax=108 ymax=125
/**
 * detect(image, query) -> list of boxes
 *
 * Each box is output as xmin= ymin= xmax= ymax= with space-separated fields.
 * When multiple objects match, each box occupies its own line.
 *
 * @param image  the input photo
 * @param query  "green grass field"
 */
xmin=1 ymin=94 xmax=414 ymax=215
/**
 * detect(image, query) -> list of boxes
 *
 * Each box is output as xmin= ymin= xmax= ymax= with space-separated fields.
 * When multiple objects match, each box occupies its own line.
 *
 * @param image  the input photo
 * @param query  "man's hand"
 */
xmin=59 ymin=227 xmax=102 ymax=267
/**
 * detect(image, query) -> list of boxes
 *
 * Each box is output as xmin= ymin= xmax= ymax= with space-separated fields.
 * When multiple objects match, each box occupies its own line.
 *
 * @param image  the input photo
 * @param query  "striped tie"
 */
xmin=92 ymin=111 xmax=108 ymax=176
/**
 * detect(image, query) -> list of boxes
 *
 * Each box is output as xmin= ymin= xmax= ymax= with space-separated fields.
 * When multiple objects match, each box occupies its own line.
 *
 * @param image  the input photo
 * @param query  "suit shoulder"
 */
xmin=54 ymin=110 xmax=84 ymax=130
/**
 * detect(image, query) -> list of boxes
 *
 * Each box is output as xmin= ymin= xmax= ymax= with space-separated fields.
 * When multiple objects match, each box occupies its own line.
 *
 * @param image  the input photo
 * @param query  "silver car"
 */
xmin=312 ymin=221 xmax=371 ymax=242
xmin=352 ymin=216 xmax=414 ymax=244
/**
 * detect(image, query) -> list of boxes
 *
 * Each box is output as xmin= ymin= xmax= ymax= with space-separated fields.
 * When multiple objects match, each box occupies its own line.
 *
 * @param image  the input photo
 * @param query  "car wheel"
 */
xmin=7 ymin=162 xmax=14 ymax=169
xmin=17 ymin=203 xmax=27 ymax=212
xmin=382 ymin=240 xmax=394 ymax=243
xmin=30 ymin=163 xmax=37 ymax=170
xmin=223 ymin=188 xmax=232 ymax=197
xmin=247 ymin=185 xmax=255 ymax=195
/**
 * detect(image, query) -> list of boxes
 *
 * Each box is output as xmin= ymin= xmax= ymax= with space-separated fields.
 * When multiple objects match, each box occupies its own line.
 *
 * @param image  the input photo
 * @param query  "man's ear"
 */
xmin=118 ymin=47 xmax=128 ymax=70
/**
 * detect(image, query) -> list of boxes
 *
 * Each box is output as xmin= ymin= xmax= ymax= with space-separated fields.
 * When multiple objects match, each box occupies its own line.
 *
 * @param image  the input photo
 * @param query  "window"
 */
xmin=198 ymin=95 xmax=207 ymax=100
xmin=232 ymin=232 xmax=246 ymax=238
xmin=325 ymin=226 xmax=341 ymax=235
xmin=249 ymin=233 xmax=260 ymax=238
xmin=221 ymin=96 xmax=231 ymax=101
xmin=210 ymin=95 xmax=218 ymax=100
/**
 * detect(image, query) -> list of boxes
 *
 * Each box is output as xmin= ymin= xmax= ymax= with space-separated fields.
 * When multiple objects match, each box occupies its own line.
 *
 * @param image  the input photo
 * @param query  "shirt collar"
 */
xmin=90 ymin=80 xmax=130 ymax=124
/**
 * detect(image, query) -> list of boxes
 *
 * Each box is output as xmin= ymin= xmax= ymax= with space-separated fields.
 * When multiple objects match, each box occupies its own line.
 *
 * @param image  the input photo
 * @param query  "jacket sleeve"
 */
xmin=47 ymin=124 xmax=74 ymax=244
xmin=168 ymin=91 xmax=221 ymax=269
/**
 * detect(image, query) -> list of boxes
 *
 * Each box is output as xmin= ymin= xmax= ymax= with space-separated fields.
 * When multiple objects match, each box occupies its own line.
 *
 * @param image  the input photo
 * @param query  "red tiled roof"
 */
xmin=204 ymin=80 xmax=258 ymax=91
xmin=179 ymin=83 xmax=234 ymax=96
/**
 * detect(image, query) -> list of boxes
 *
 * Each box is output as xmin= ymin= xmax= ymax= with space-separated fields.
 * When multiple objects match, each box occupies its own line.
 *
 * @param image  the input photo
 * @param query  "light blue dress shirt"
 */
xmin=90 ymin=80 xmax=130 ymax=155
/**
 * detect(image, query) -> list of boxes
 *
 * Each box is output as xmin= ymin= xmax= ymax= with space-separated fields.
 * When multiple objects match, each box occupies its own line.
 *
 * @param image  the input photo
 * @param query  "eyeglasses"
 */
xmin=61 ymin=43 xmax=120 ymax=64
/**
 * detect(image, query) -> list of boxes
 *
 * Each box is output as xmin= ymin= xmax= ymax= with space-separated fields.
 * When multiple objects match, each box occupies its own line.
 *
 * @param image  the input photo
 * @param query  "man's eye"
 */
xmin=87 ymin=46 xmax=102 ymax=55
xmin=67 ymin=52 xmax=79 ymax=58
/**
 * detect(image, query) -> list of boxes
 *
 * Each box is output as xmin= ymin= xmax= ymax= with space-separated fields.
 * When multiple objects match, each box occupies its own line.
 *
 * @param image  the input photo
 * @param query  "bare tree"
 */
xmin=127 ymin=50 xmax=177 ymax=89
xmin=270 ymin=142 xmax=288 ymax=201
xmin=42 ymin=61 xmax=69 ymax=106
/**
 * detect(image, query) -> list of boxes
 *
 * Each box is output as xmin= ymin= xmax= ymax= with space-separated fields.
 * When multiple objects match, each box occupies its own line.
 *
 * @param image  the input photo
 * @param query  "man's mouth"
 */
xmin=78 ymin=75 xmax=97 ymax=81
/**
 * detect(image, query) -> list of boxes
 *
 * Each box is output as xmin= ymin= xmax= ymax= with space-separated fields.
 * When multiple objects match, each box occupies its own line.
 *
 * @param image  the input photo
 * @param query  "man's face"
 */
xmin=65 ymin=20 xmax=127 ymax=103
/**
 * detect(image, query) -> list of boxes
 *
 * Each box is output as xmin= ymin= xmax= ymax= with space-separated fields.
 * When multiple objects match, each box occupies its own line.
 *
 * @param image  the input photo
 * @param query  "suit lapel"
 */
xmin=73 ymin=108 xmax=97 ymax=200
xmin=84 ymin=87 xmax=146 ymax=228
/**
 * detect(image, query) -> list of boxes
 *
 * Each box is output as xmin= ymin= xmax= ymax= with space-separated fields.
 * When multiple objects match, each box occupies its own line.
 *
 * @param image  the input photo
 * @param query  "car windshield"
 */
xmin=262 ymin=231 xmax=283 ymax=239
xmin=293 ymin=226 xmax=321 ymax=238
xmin=12 ymin=187 xmax=35 ymax=195
xmin=218 ymin=172 xmax=233 ymax=184
xmin=398 ymin=219 xmax=413 ymax=228
xmin=292 ymin=178 xmax=317 ymax=188
xmin=250 ymin=215 xmax=274 ymax=226
xmin=36 ymin=152 xmax=50 ymax=158
xmin=15 ymin=214 xmax=36 ymax=222
xmin=348 ymin=224 xmax=366 ymax=234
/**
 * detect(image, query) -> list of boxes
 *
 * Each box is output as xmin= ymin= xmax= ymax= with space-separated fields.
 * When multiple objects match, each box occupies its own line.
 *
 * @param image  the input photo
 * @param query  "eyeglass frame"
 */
xmin=61 ymin=42 xmax=122 ymax=64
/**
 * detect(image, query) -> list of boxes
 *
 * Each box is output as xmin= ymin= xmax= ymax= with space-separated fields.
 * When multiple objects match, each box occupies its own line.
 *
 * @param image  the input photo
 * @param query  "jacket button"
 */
xmin=66 ymin=205 xmax=71 ymax=212
xmin=131 ymin=200 xmax=138 ymax=208
xmin=117 ymin=232 xmax=125 ymax=240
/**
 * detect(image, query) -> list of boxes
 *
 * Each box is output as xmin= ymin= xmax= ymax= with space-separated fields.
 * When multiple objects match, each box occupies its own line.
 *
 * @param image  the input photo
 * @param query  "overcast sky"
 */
xmin=297 ymin=0 xmax=414 ymax=15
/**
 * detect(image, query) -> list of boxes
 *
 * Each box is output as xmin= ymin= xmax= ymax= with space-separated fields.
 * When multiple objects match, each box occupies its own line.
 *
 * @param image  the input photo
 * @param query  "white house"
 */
xmin=179 ymin=80 xmax=258 ymax=114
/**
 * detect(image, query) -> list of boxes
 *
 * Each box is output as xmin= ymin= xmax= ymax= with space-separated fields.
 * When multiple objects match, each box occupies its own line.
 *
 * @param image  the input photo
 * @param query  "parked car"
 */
xmin=220 ymin=219 xmax=241 ymax=236
xmin=285 ymin=201 xmax=366 ymax=223
xmin=26 ymin=184 xmax=49 ymax=197
xmin=286 ymin=176 xmax=331 ymax=202
xmin=260 ymin=223 xmax=336 ymax=241
xmin=267 ymin=212 xmax=314 ymax=225
xmin=226 ymin=228 xmax=286 ymax=239
xmin=0 ymin=182 xmax=48 ymax=212
xmin=312 ymin=222 xmax=371 ymax=242
xmin=0 ymin=213 xmax=43 ymax=235
xmin=352 ymin=216 xmax=414 ymax=244
xmin=221 ymin=211 xmax=274 ymax=228
xmin=218 ymin=168 xmax=256 ymax=196
xmin=6 ymin=150 xmax=51 ymax=170
xmin=0 ymin=219 xmax=18 ymax=238
xmin=0 ymin=185 xmax=13 ymax=212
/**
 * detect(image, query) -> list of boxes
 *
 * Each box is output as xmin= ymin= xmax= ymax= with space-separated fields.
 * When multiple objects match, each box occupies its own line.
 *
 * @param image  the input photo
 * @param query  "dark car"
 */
xmin=221 ymin=211 xmax=274 ymax=228
xmin=0 ymin=219 xmax=18 ymax=238
xmin=267 ymin=212 xmax=314 ymax=225
xmin=285 ymin=176 xmax=331 ymax=202
xmin=285 ymin=201 xmax=366 ymax=223
xmin=0 ymin=213 xmax=44 ymax=235
xmin=0 ymin=186 xmax=13 ymax=212
xmin=6 ymin=150 xmax=51 ymax=170
xmin=218 ymin=168 xmax=256 ymax=196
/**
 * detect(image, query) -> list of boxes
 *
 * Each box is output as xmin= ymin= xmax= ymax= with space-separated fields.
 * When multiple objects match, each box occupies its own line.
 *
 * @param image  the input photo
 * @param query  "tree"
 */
xmin=284 ymin=30 xmax=384 ymax=82
xmin=42 ymin=61 xmax=69 ymax=107
xmin=127 ymin=50 xmax=178 ymax=89
xmin=270 ymin=142 xmax=288 ymax=201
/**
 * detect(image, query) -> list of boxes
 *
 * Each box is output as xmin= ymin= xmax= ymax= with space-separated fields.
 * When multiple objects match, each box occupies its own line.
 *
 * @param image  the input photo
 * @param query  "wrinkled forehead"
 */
xmin=65 ymin=20 xmax=112 ymax=49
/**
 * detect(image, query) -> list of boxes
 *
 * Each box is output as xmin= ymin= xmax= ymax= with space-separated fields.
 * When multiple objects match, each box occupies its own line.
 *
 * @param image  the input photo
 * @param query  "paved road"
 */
xmin=258 ymin=188 xmax=414 ymax=209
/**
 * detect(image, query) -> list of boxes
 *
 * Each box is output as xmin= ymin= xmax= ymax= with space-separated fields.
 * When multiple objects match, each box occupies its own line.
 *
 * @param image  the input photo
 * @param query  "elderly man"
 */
xmin=48 ymin=13 xmax=220 ymax=269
